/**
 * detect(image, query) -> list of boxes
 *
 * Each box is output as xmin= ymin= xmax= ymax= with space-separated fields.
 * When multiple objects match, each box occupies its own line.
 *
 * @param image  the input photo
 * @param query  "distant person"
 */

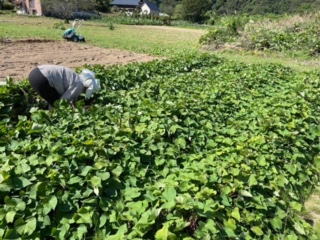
xmin=28 ymin=65 xmax=100 ymax=109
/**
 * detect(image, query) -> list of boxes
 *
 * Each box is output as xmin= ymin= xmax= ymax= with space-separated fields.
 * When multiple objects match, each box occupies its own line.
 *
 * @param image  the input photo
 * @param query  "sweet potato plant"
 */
xmin=0 ymin=53 xmax=319 ymax=239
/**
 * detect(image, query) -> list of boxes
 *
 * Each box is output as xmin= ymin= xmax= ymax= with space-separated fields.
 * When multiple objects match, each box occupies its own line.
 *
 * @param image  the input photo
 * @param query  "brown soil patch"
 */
xmin=0 ymin=39 xmax=161 ymax=81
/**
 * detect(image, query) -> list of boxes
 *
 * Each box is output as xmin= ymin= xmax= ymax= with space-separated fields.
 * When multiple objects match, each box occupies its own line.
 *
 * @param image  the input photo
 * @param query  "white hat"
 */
xmin=79 ymin=69 xmax=100 ymax=99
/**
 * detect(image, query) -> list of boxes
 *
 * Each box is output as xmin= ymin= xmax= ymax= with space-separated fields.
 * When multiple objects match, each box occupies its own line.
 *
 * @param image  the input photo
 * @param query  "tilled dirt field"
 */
xmin=0 ymin=39 xmax=161 ymax=81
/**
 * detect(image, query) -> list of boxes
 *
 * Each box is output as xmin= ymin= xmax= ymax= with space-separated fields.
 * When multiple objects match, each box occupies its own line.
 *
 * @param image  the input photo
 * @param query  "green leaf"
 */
xmin=15 ymin=217 xmax=37 ymax=236
xmin=257 ymin=155 xmax=267 ymax=166
xmin=90 ymin=176 xmax=102 ymax=187
xmin=0 ymin=227 xmax=4 ymax=239
xmin=0 ymin=171 xmax=10 ymax=183
xmin=220 ymin=194 xmax=231 ymax=206
xmin=270 ymin=217 xmax=282 ymax=230
xmin=12 ymin=177 xmax=32 ymax=189
xmin=68 ymin=176 xmax=83 ymax=185
xmin=155 ymin=158 xmax=166 ymax=166
xmin=135 ymin=123 xmax=147 ymax=134
xmin=124 ymin=188 xmax=141 ymax=200
xmin=46 ymin=155 xmax=58 ymax=166
xmin=29 ymin=182 xmax=46 ymax=199
xmin=223 ymin=138 xmax=233 ymax=146
xmin=0 ymin=183 xmax=12 ymax=192
xmin=6 ymin=210 xmax=16 ymax=223
xmin=0 ymin=209 xmax=6 ymax=220
xmin=43 ymin=215 xmax=51 ymax=226
xmin=116 ymin=224 xmax=128 ymax=234
xmin=65 ymin=146 xmax=76 ymax=155
xmin=162 ymin=201 xmax=176 ymax=210
xmin=163 ymin=186 xmax=176 ymax=202
xmin=248 ymin=175 xmax=258 ymax=187
xmin=149 ymin=144 xmax=158 ymax=151
xmin=31 ymin=123 xmax=44 ymax=131
xmin=224 ymin=226 xmax=237 ymax=238
xmin=155 ymin=223 xmax=177 ymax=240
xmin=3 ymin=229 xmax=20 ymax=239
xmin=96 ymin=171 xmax=110 ymax=181
xmin=286 ymin=234 xmax=298 ymax=240
xmin=15 ymin=161 xmax=31 ymax=174
xmin=240 ymin=190 xmax=253 ymax=197
xmin=26 ymin=217 xmax=37 ymax=235
xmin=80 ymin=166 xmax=93 ymax=176
xmin=231 ymin=207 xmax=240 ymax=221
xmin=16 ymin=201 xmax=26 ymax=212
xmin=49 ymin=196 xmax=58 ymax=210
xmin=43 ymin=205 xmax=51 ymax=216
xmin=276 ymin=174 xmax=288 ymax=187
xmin=83 ymin=139 xmax=95 ymax=145
xmin=251 ymin=226 xmax=264 ymax=236
xmin=284 ymin=164 xmax=296 ymax=175
xmin=99 ymin=214 xmax=108 ymax=228
xmin=112 ymin=166 xmax=123 ymax=177
xmin=293 ymin=222 xmax=305 ymax=235
xmin=290 ymin=201 xmax=302 ymax=212
xmin=174 ymin=138 xmax=186 ymax=149
xmin=225 ymin=218 xmax=236 ymax=231
xmin=76 ymin=224 xmax=87 ymax=239
xmin=59 ymin=223 xmax=70 ymax=239
xmin=76 ymin=208 xmax=93 ymax=224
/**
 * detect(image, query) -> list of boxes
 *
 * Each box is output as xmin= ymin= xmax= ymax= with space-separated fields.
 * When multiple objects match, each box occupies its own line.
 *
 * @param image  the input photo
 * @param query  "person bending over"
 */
xmin=28 ymin=65 xmax=100 ymax=109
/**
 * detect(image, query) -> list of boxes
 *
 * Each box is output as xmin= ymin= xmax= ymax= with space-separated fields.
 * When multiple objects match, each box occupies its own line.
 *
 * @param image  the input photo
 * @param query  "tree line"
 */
xmin=2 ymin=0 xmax=320 ymax=23
xmin=158 ymin=0 xmax=320 ymax=22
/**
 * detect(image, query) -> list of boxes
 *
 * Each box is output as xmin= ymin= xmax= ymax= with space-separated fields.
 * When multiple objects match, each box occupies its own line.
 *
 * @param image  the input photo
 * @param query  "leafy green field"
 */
xmin=1 ymin=52 xmax=320 ymax=239
xmin=1 ymin=14 xmax=320 ymax=239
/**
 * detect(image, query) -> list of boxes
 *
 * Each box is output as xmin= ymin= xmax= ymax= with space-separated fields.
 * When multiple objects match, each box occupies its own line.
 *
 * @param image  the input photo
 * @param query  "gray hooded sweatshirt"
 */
xmin=38 ymin=65 xmax=84 ymax=101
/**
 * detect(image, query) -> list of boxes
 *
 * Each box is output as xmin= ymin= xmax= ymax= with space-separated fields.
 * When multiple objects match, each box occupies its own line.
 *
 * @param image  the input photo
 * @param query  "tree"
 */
xmin=95 ymin=0 xmax=110 ymax=12
xmin=41 ymin=0 xmax=96 ymax=23
xmin=160 ymin=0 xmax=179 ymax=16
xmin=181 ymin=0 xmax=211 ymax=22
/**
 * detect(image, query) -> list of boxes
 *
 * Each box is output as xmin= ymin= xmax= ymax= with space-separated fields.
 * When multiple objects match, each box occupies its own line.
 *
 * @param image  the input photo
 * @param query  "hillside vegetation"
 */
xmin=210 ymin=0 xmax=320 ymax=15
xmin=158 ymin=0 xmax=320 ymax=23
xmin=200 ymin=12 xmax=320 ymax=59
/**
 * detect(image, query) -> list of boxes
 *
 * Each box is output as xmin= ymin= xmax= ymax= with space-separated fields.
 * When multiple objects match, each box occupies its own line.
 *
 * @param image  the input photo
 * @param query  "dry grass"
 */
xmin=204 ymin=12 xmax=320 ymax=72
xmin=243 ymin=13 xmax=319 ymax=33
xmin=304 ymin=186 xmax=320 ymax=234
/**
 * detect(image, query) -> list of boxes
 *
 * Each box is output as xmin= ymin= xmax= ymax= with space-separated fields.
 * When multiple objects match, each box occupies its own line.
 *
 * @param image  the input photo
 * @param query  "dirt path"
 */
xmin=0 ymin=39 xmax=161 ymax=81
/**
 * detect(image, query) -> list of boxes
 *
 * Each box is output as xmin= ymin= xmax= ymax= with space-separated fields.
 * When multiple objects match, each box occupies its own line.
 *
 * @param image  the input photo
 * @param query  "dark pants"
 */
xmin=28 ymin=67 xmax=60 ymax=108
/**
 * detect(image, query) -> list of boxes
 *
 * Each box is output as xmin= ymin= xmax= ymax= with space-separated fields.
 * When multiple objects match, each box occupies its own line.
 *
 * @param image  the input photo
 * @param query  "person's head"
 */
xmin=79 ymin=69 xmax=100 ymax=99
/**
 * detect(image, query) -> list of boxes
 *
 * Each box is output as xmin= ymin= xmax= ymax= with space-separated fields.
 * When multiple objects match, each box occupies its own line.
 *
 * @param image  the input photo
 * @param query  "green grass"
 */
xmin=0 ymin=14 xmax=206 ymax=56
xmin=211 ymin=48 xmax=320 ymax=73
xmin=84 ymin=24 xmax=205 ymax=55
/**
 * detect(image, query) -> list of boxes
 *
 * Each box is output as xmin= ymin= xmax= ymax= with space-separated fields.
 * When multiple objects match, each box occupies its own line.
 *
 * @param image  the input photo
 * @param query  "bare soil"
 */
xmin=0 ymin=39 xmax=161 ymax=81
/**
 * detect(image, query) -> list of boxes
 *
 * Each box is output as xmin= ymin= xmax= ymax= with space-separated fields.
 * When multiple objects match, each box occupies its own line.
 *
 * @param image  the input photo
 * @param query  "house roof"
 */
xmin=143 ymin=0 xmax=160 ymax=11
xmin=110 ymin=0 xmax=141 ymax=6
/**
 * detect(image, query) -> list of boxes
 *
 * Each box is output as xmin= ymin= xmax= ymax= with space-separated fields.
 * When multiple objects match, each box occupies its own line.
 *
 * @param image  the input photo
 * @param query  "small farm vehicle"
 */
xmin=63 ymin=19 xmax=85 ymax=43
